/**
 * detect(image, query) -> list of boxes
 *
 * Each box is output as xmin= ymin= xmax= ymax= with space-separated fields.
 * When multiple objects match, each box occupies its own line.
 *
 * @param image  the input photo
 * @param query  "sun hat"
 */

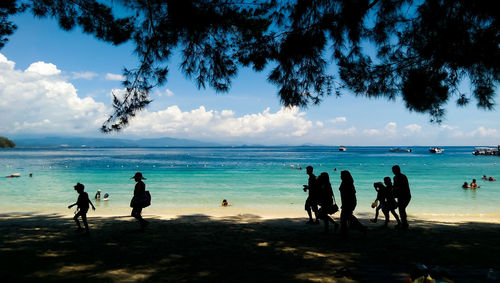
xmin=74 ymin=183 xmax=84 ymax=191
xmin=131 ymin=172 xmax=146 ymax=180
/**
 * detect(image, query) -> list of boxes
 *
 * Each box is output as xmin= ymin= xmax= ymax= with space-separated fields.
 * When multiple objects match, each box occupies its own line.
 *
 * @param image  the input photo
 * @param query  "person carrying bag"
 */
xmin=130 ymin=172 xmax=150 ymax=229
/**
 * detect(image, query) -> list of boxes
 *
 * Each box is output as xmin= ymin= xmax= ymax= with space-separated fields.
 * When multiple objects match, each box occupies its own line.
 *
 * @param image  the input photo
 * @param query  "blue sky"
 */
xmin=0 ymin=13 xmax=499 ymax=146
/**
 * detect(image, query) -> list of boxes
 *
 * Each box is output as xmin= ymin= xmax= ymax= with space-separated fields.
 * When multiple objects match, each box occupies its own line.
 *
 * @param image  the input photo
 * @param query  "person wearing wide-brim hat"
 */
xmin=130 ymin=172 xmax=149 ymax=229
xmin=131 ymin=172 xmax=147 ymax=180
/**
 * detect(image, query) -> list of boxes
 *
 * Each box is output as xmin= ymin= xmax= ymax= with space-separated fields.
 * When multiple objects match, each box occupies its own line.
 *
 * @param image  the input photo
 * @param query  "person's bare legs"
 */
xmin=81 ymin=213 xmax=90 ymax=235
xmin=390 ymin=209 xmax=401 ymax=227
xmin=73 ymin=211 xmax=83 ymax=232
xmin=132 ymin=207 xmax=148 ymax=229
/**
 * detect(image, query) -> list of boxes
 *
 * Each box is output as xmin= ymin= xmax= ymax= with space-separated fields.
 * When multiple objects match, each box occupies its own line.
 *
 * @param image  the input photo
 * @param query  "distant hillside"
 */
xmin=0 ymin=136 xmax=16 ymax=148
xmin=13 ymin=136 xmax=220 ymax=148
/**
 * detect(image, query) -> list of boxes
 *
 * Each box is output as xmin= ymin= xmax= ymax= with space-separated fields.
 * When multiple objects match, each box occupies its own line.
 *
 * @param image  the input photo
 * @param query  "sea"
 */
xmin=1 ymin=146 xmax=499 ymax=220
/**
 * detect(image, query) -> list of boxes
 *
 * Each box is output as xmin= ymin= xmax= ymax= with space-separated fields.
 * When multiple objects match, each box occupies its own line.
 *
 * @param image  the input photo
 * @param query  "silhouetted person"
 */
xmin=381 ymin=177 xmax=401 ymax=228
xmin=392 ymin=165 xmax=411 ymax=229
xmin=130 ymin=172 xmax=149 ymax=229
xmin=316 ymin=172 xmax=339 ymax=233
xmin=339 ymin=170 xmax=367 ymax=236
xmin=68 ymin=182 xmax=95 ymax=235
xmin=370 ymin=182 xmax=385 ymax=223
xmin=303 ymin=166 xmax=320 ymax=224
xmin=462 ymin=182 xmax=469 ymax=189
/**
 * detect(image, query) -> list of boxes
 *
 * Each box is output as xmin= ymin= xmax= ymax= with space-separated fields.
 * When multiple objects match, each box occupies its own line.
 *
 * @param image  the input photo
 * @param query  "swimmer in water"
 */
xmin=95 ymin=189 xmax=101 ymax=200
xmin=470 ymin=179 xmax=479 ymax=189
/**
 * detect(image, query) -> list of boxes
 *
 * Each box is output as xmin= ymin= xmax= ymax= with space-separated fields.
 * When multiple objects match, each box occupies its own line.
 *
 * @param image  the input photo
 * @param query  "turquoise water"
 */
xmin=1 ymin=146 xmax=499 ymax=218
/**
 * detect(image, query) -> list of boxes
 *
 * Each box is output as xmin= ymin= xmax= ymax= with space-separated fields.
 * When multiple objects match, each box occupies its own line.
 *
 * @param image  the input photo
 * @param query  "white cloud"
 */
xmin=25 ymin=61 xmax=61 ymax=76
xmin=0 ymin=53 xmax=15 ymax=70
xmin=385 ymin=122 xmax=397 ymax=135
xmin=124 ymin=106 xmax=314 ymax=141
xmin=468 ymin=126 xmax=499 ymax=138
xmin=363 ymin=129 xmax=380 ymax=136
xmin=329 ymin=117 xmax=347 ymax=123
xmin=405 ymin=124 xmax=422 ymax=133
xmin=165 ymin=89 xmax=174 ymax=97
xmin=0 ymin=53 xmax=108 ymax=134
xmin=105 ymin=73 xmax=125 ymax=81
xmin=72 ymin=71 xmax=98 ymax=80
xmin=155 ymin=88 xmax=175 ymax=98
xmin=440 ymin=124 xmax=458 ymax=130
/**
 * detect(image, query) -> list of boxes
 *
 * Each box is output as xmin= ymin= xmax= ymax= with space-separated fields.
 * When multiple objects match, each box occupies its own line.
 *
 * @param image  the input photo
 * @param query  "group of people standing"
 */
xmin=303 ymin=165 xmax=411 ymax=235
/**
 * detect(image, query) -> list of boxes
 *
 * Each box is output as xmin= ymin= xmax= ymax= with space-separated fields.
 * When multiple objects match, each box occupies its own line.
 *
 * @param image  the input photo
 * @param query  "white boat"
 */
xmin=429 ymin=147 xmax=444 ymax=154
xmin=339 ymin=146 xmax=347 ymax=152
xmin=389 ymin=148 xmax=412 ymax=153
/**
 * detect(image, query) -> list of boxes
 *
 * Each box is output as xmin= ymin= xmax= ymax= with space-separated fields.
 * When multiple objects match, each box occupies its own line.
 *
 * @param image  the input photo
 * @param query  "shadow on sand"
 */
xmin=1 ymin=213 xmax=499 ymax=282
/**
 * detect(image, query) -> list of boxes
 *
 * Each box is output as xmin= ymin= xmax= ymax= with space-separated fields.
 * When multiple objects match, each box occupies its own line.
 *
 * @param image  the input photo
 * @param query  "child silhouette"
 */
xmin=68 ymin=183 xmax=95 ymax=235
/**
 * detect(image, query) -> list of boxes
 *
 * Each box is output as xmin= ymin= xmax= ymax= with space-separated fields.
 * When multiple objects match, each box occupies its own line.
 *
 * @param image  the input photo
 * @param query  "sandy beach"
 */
xmin=1 ymin=211 xmax=500 ymax=282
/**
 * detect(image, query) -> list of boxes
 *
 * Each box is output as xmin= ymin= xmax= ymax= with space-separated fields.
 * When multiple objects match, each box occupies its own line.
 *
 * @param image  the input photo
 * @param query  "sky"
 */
xmin=0 ymin=13 xmax=499 ymax=146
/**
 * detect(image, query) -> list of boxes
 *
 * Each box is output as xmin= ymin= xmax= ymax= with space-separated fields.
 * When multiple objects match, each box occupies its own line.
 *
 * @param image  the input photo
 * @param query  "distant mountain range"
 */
xmin=12 ymin=136 xmax=221 ymax=148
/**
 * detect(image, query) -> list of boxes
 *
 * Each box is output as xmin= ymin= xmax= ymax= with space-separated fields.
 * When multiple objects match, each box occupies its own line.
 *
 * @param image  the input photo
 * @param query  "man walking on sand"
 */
xmin=303 ymin=166 xmax=320 ymax=224
xmin=392 ymin=165 xmax=411 ymax=229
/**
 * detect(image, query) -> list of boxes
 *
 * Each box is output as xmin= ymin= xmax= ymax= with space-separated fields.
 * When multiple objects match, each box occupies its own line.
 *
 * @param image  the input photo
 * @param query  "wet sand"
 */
xmin=1 ymin=212 xmax=499 ymax=282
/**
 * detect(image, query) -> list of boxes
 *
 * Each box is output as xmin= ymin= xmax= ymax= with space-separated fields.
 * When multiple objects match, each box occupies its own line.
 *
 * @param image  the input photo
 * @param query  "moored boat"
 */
xmin=389 ymin=148 xmax=412 ymax=153
xmin=473 ymin=146 xmax=500 ymax=156
xmin=429 ymin=147 xmax=444 ymax=154
xmin=339 ymin=146 xmax=347 ymax=152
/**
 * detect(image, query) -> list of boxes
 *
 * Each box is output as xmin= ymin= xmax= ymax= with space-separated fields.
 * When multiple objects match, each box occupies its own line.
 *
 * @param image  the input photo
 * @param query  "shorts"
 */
xmin=305 ymin=197 xmax=318 ymax=212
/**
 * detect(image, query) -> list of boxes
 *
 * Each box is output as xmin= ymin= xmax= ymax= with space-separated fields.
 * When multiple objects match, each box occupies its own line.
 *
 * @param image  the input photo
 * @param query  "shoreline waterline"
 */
xmin=2 ymin=207 xmax=500 ymax=224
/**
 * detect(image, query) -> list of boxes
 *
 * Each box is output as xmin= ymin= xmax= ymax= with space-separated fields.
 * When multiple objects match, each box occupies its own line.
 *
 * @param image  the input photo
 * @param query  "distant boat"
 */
xmin=389 ymin=148 xmax=412 ymax=153
xmin=429 ymin=147 xmax=444 ymax=154
xmin=6 ymin=173 xmax=20 ymax=178
xmin=473 ymin=146 xmax=500 ymax=156
xmin=339 ymin=146 xmax=347 ymax=152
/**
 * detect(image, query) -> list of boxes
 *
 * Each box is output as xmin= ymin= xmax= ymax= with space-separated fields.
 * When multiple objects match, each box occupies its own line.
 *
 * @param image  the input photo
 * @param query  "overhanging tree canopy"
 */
xmin=1 ymin=0 xmax=498 ymax=132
